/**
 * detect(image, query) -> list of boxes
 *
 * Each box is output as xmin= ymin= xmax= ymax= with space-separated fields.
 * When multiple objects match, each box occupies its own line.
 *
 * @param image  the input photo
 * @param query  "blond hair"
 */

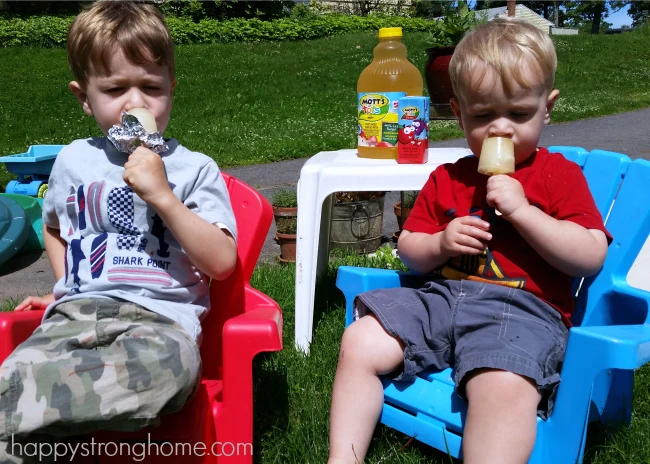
xmin=67 ymin=1 xmax=174 ymax=86
xmin=449 ymin=18 xmax=557 ymax=100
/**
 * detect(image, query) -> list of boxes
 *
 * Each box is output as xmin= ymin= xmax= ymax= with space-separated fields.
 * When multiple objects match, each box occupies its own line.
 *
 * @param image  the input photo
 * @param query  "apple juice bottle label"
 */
xmin=357 ymin=92 xmax=405 ymax=149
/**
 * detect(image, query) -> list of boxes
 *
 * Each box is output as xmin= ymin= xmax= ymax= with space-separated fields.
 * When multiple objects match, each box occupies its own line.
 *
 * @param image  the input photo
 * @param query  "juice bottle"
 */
xmin=357 ymin=27 xmax=423 ymax=159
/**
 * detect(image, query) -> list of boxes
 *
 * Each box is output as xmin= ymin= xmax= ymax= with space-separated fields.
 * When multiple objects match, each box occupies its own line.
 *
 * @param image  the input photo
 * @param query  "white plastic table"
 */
xmin=295 ymin=147 xmax=472 ymax=353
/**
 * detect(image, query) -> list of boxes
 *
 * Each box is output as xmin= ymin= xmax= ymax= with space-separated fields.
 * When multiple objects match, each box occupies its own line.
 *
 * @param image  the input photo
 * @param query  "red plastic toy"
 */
xmin=0 ymin=173 xmax=283 ymax=463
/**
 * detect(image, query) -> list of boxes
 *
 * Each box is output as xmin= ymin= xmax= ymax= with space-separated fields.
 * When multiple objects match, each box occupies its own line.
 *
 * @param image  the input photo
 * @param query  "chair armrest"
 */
xmin=221 ymin=295 xmax=282 ymax=403
xmin=610 ymin=282 xmax=650 ymax=324
xmin=218 ymin=296 xmax=282 ymax=445
xmin=336 ymin=267 xmax=431 ymax=327
xmin=565 ymin=324 xmax=650 ymax=372
xmin=0 ymin=310 xmax=44 ymax=363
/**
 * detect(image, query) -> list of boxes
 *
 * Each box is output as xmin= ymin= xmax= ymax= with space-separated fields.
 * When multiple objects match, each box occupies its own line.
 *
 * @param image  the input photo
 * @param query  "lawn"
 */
xmin=2 ymin=26 xmax=650 ymax=188
xmin=2 ymin=250 xmax=650 ymax=463
xmin=247 ymin=258 xmax=650 ymax=464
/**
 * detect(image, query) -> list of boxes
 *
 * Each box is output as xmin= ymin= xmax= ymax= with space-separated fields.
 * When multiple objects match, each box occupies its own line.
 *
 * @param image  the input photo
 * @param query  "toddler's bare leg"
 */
xmin=328 ymin=314 xmax=404 ymax=464
xmin=463 ymin=369 xmax=541 ymax=464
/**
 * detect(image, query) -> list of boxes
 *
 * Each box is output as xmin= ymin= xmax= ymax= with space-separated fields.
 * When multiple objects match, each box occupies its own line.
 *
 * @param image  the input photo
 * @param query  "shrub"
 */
xmin=276 ymin=217 xmax=297 ymax=235
xmin=428 ymin=8 xmax=480 ymax=48
xmin=0 ymin=13 xmax=442 ymax=47
xmin=0 ymin=2 xmax=83 ymax=16
xmin=401 ymin=190 xmax=419 ymax=209
xmin=271 ymin=188 xmax=297 ymax=208
xmin=0 ymin=16 xmax=73 ymax=47
xmin=334 ymin=191 xmax=386 ymax=203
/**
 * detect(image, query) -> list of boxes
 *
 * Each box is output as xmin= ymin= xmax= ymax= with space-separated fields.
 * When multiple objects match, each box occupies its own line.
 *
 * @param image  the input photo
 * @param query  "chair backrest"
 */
xmin=549 ymin=146 xmax=650 ymax=328
xmin=199 ymin=173 xmax=273 ymax=377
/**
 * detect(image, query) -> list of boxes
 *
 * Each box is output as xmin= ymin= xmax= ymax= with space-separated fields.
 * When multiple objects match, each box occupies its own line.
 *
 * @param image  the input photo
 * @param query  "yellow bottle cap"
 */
xmin=378 ymin=27 xmax=403 ymax=39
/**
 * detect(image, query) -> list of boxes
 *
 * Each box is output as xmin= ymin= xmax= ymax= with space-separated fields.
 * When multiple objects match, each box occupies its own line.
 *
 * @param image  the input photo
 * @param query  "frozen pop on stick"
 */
xmin=107 ymin=108 xmax=167 ymax=154
xmin=127 ymin=108 xmax=157 ymax=133
xmin=477 ymin=137 xmax=515 ymax=176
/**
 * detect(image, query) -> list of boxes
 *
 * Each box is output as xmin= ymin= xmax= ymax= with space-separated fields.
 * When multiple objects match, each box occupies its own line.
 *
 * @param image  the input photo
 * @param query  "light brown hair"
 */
xmin=67 ymin=1 xmax=174 ymax=86
xmin=449 ymin=18 xmax=557 ymax=100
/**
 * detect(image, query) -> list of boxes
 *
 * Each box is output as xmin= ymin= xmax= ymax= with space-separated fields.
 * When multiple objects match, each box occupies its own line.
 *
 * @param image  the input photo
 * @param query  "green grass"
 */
xmin=248 ymin=257 xmax=650 ymax=464
xmin=2 ymin=27 xmax=650 ymax=188
xmin=3 ymin=252 xmax=650 ymax=463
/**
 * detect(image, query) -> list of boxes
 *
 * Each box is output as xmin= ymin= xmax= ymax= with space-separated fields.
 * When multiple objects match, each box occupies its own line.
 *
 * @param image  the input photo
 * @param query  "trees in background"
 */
xmin=416 ymin=0 xmax=650 ymax=34
xmin=628 ymin=0 xmax=650 ymax=27
xmin=1 ymin=1 xmax=296 ymax=20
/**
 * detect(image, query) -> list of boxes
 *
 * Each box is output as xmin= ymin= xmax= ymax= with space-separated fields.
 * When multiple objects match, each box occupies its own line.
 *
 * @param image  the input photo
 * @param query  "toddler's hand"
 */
xmin=123 ymin=146 xmax=173 ymax=205
xmin=14 ymin=293 xmax=55 ymax=311
xmin=440 ymin=216 xmax=491 ymax=257
xmin=486 ymin=175 xmax=529 ymax=219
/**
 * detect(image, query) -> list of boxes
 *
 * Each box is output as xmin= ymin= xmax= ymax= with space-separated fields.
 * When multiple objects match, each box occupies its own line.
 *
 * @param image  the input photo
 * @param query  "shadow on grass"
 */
xmin=312 ymin=246 xmax=409 ymax=333
xmin=253 ymin=352 xmax=289 ymax=463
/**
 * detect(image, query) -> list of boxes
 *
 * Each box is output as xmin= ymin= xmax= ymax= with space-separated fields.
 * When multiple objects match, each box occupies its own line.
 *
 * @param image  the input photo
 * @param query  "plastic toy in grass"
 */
xmin=0 ymin=145 xmax=63 ymax=197
xmin=0 ymin=195 xmax=29 ymax=267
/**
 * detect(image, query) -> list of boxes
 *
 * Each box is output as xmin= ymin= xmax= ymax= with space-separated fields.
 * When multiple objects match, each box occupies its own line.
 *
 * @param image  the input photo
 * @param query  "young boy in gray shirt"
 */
xmin=1 ymin=2 xmax=237 ymax=460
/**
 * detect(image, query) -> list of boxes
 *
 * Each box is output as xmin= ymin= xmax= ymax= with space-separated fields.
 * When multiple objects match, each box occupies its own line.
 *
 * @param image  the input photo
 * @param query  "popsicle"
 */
xmin=477 ymin=137 xmax=515 ymax=176
xmin=127 ymin=108 xmax=158 ymax=133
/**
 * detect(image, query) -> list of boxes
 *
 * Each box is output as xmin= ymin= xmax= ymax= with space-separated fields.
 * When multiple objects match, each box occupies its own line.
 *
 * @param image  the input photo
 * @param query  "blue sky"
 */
xmin=606 ymin=3 xmax=632 ymax=27
xmin=467 ymin=0 xmax=632 ymax=28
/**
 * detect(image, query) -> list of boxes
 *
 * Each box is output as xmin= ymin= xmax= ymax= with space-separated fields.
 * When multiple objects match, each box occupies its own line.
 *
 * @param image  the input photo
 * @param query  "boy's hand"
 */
xmin=15 ymin=294 xmax=55 ymax=311
xmin=440 ymin=216 xmax=491 ymax=257
xmin=486 ymin=175 xmax=529 ymax=219
xmin=123 ymin=146 xmax=173 ymax=205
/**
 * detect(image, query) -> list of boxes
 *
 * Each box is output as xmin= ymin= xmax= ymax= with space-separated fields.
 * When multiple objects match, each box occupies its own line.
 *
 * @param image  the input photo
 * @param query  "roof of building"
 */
xmin=478 ymin=4 xmax=554 ymax=26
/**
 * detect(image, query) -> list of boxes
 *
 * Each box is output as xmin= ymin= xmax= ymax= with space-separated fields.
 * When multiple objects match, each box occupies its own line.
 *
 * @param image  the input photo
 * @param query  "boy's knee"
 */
xmin=341 ymin=316 xmax=380 ymax=353
xmin=340 ymin=315 xmax=403 ymax=371
xmin=465 ymin=369 xmax=540 ymax=410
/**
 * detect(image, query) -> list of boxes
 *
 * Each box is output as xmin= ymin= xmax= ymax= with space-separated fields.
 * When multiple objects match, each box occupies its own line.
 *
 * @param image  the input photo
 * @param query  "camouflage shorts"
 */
xmin=0 ymin=298 xmax=201 ymax=441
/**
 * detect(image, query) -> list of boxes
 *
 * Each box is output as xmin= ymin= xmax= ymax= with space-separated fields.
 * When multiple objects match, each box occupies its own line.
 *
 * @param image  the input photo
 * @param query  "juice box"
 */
xmin=397 ymin=96 xmax=429 ymax=164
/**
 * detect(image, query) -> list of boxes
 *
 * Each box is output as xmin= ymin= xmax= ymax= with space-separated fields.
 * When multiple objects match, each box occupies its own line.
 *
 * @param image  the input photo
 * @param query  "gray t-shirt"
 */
xmin=42 ymin=137 xmax=237 ymax=342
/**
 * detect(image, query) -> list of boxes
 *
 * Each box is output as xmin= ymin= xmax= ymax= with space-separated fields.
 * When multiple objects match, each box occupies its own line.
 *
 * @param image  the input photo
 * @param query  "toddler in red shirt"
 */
xmin=329 ymin=18 xmax=610 ymax=464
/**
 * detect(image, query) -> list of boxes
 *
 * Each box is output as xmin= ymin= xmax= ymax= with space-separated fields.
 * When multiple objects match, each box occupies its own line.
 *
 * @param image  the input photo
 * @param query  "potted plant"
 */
xmin=425 ymin=7 xmax=478 ymax=118
xmin=271 ymin=188 xmax=298 ymax=263
xmin=330 ymin=191 xmax=386 ymax=254
xmin=393 ymin=190 xmax=419 ymax=240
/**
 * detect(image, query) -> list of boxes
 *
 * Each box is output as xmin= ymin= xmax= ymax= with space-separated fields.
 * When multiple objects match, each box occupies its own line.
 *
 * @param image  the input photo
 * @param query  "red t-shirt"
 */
xmin=403 ymin=147 xmax=612 ymax=326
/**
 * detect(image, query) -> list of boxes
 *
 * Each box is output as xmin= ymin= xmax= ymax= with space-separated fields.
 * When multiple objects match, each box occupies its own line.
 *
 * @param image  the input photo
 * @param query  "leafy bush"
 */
xmin=271 ymin=188 xmax=298 ymax=208
xmin=428 ymin=7 xmax=480 ymax=48
xmin=334 ymin=191 xmax=386 ymax=203
xmin=158 ymin=0 xmax=295 ymax=22
xmin=159 ymin=0 xmax=207 ymax=23
xmin=400 ymin=190 xmax=419 ymax=209
xmin=0 ymin=13 xmax=442 ymax=47
xmin=0 ymin=16 xmax=73 ymax=47
xmin=0 ymin=2 xmax=83 ymax=16
xmin=330 ymin=243 xmax=408 ymax=270
xmin=276 ymin=217 xmax=297 ymax=235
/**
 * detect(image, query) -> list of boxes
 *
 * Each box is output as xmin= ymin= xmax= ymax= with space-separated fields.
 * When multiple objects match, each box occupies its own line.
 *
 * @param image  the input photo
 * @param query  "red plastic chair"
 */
xmin=0 ymin=173 xmax=283 ymax=463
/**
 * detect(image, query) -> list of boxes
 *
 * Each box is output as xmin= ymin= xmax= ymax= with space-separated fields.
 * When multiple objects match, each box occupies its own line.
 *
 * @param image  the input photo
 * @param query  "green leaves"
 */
xmin=0 ymin=14 xmax=444 ymax=48
xmin=428 ymin=8 xmax=480 ymax=48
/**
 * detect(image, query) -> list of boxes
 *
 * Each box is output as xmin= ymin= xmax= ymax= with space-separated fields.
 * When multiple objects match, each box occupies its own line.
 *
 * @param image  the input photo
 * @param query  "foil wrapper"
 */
xmin=107 ymin=111 xmax=168 ymax=154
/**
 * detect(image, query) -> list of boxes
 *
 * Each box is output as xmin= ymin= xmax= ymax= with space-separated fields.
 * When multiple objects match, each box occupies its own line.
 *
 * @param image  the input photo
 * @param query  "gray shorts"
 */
xmin=355 ymin=279 xmax=569 ymax=418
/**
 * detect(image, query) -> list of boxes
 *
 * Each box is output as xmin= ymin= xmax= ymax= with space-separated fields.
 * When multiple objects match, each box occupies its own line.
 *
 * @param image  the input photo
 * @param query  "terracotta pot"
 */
xmin=272 ymin=205 xmax=297 ymax=234
xmin=394 ymin=202 xmax=412 ymax=231
xmin=275 ymin=232 xmax=296 ymax=263
xmin=424 ymin=46 xmax=457 ymax=118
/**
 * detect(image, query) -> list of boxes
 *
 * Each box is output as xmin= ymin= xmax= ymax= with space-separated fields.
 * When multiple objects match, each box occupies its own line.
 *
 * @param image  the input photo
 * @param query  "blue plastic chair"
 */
xmin=336 ymin=147 xmax=650 ymax=463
